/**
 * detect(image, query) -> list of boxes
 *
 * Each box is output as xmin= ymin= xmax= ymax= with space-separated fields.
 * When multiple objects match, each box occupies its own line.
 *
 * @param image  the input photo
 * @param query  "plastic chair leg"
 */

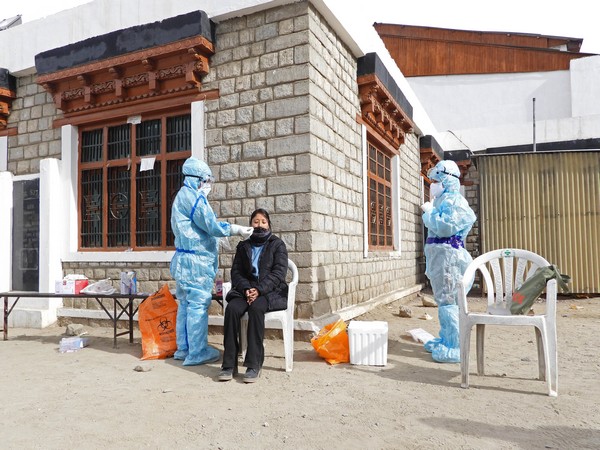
xmin=281 ymin=317 xmax=294 ymax=372
xmin=535 ymin=326 xmax=547 ymax=381
xmin=460 ymin=323 xmax=471 ymax=388
xmin=547 ymin=321 xmax=558 ymax=397
xmin=240 ymin=316 xmax=248 ymax=360
xmin=476 ymin=324 xmax=486 ymax=375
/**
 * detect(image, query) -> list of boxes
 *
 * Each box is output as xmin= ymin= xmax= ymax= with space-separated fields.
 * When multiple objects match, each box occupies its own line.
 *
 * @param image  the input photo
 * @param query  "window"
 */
xmin=79 ymin=113 xmax=191 ymax=250
xmin=367 ymin=141 xmax=394 ymax=250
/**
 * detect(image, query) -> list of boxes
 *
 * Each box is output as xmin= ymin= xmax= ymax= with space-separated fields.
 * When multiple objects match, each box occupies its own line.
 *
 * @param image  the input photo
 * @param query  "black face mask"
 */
xmin=249 ymin=227 xmax=271 ymax=246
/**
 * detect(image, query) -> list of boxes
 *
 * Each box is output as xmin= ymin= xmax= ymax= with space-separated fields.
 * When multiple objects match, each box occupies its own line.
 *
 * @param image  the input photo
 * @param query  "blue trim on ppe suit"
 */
xmin=422 ymin=161 xmax=476 ymax=363
xmin=170 ymin=158 xmax=231 ymax=366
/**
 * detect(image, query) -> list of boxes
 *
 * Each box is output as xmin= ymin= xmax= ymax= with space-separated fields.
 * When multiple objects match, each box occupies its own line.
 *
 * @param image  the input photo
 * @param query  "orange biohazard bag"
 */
xmin=311 ymin=319 xmax=350 ymax=365
xmin=139 ymin=284 xmax=178 ymax=360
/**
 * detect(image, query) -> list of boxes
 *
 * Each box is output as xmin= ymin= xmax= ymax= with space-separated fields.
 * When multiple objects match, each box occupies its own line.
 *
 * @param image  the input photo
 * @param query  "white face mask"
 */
xmin=199 ymin=182 xmax=212 ymax=196
xmin=430 ymin=182 xmax=444 ymax=200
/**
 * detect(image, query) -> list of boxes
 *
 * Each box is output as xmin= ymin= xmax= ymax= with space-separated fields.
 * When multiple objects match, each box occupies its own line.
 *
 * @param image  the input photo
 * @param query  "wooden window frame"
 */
xmin=367 ymin=139 xmax=394 ymax=251
xmin=78 ymin=110 xmax=191 ymax=251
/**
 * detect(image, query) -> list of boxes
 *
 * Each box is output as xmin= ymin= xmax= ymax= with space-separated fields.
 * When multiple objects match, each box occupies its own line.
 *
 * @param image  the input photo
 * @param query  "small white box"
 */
xmin=348 ymin=320 xmax=388 ymax=366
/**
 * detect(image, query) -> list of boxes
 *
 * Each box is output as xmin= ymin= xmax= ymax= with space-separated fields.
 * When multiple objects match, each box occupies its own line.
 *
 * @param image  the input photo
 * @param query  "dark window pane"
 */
xmin=136 ymin=163 xmax=161 ymax=247
xmin=167 ymin=114 xmax=191 ymax=153
xmin=81 ymin=169 xmax=103 ymax=247
xmin=166 ymin=159 xmax=185 ymax=246
xmin=136 ymin=119 xmax=161 ymax=156
xmin=107 ymin=167 xmax=131 ymax=247
xmin=81 ymin=130 xmax=103 ymax=163
xmin=108 ymin=124 xmax=131 ymax=160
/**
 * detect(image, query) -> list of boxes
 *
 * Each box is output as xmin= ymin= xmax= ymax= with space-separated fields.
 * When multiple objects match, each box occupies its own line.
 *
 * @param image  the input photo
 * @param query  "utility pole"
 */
xmin=532 ymin=97 xmax=536 ymax=152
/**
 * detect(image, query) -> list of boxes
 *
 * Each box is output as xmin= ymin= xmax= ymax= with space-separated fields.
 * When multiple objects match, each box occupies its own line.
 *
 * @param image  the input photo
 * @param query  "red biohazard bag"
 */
xmin=139 ymin=284 xmax=178 ymax=360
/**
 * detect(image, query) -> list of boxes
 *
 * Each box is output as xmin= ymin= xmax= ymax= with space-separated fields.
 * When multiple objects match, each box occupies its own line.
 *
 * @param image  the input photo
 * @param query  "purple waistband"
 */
xmin=426 ymin=235 xmax=464 ymax=249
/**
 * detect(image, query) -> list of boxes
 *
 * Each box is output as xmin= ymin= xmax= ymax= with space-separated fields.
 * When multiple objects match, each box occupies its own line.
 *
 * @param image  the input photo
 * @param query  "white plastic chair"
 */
xmin=222 ymin=259 xmax=298 ymax=372
xmin=457 ymin=248 xmax=558 ymax=396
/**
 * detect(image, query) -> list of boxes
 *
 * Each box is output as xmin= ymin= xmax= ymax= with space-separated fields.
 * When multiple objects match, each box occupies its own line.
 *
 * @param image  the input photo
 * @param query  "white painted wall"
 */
xmin=191 ymin=100 xmax=206 ymax=161
xmin=571 ymin=56 xmax=600 ymax=117
xmin=408 ymin=71 xmax=572 ymax=132
xmin=1 ymin=0 xmax=294 ymax=75
xmin=0 ymin=136 xmax=7 ymax=171
xmin=406 ymin=55 xmax=600 ymax=152
xmin=0 ymin=171 xmax=13 ymax=292
xmin=0 ymin=0 xmax=436 ymax=138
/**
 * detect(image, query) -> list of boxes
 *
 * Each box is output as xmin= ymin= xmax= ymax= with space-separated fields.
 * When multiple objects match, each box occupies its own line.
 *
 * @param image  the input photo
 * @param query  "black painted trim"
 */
xmin=35 ymin=10 xmax=215 ymax=75
xmin=485 ymin=138 xmax=600 ymax=154
xmin=0 ymin=68 xmax=17 ymax=92
xmin=357 ymin=52 xmax=413 ymax=120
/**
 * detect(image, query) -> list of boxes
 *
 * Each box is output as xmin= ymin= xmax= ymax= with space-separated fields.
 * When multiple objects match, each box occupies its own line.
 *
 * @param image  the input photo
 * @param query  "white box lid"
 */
xmin=348 ymin=320 xmax=388 ymax=331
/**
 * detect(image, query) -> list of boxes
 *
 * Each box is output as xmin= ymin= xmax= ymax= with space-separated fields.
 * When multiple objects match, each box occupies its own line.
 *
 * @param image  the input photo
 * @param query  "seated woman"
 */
xmin=218 ymin=208 xmax=289 ymax=383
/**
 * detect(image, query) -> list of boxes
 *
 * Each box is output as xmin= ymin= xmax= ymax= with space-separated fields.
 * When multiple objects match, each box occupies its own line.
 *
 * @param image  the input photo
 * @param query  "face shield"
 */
xmin=427 ymin=165 xmax=460 ymax=182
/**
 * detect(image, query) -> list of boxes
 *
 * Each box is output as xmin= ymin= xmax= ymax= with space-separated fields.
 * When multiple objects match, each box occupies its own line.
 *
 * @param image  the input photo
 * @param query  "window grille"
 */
xmin=367 ymin=142 xmax=394 ymax=250
xmin=79 ymin=112 xmax=190 ymax=250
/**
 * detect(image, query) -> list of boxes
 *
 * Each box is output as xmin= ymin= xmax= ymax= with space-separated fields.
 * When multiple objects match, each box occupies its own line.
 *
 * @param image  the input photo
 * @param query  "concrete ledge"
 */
xmin=56 ymin=284 xmax=424 ymax=336
xmin=296 ymin=283 xmax=424 ymax=334
xmin=8 ymin=308 xmax=57 ymax=328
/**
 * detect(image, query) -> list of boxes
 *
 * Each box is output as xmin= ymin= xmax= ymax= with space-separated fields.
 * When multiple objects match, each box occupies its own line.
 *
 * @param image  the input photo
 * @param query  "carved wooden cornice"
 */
xmin=36 ymin=36 xmax=214 ymax=119
xmin=0 ymin=87 xmax=16 ymax=130
xmin=358 ymin=73 xmax=414 ymax=150
xmin=420 ymin=148 xmax=472 ymax=185
xmin=420 ymin=147 xmax=441 ymax=183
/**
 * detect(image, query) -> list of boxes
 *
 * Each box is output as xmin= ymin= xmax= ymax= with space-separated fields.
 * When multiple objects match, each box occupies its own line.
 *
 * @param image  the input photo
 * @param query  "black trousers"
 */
xmin=222 ymin=296 xmax=268 ymax=370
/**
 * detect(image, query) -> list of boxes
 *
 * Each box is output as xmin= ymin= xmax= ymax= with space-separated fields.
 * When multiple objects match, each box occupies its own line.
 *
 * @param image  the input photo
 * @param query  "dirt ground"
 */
xmin=2 ymin=294 xmax=600 ymax=449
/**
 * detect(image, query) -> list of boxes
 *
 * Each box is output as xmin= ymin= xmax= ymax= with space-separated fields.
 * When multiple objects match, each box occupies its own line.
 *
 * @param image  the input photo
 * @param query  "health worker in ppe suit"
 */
xmin=170 ymin=157 xmax=253 ymax=366
xmin=421 ymin=160 xmax=476 ymax=363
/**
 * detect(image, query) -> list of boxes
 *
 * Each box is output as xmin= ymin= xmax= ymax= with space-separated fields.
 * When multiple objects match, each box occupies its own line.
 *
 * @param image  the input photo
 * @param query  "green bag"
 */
xmin=510 ymin=265 xmax=570 ymax=315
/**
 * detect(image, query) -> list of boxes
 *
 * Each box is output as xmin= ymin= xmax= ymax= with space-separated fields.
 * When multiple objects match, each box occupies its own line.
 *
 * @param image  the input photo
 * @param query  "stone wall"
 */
xmin=204 ymin=1 xmax=422 ymax=320
xmin=202 ymin=2 xmax=315 ymax=313
xmin=7 ymin=74 xmax=62 ymax=175
xmin=7 ymin=1 xmax=425 ymax=322
xmin=61 ymin=261 xmax=174 ymax=310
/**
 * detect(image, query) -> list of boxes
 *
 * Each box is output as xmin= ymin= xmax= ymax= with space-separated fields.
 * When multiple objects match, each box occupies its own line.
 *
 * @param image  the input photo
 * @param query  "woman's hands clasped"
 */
xmin=245 ymin=288 xmax=259 ymax=305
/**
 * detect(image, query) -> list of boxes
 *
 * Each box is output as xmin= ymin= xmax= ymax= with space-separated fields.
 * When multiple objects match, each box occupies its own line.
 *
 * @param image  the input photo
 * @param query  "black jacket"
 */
xmin=226 ymin=234 xmax=289 ymax=311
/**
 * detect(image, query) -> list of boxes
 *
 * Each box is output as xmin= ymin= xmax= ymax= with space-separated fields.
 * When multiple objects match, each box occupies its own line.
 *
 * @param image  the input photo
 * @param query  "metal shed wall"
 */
xmin=478 ymin=151 xmax=600 ymax=293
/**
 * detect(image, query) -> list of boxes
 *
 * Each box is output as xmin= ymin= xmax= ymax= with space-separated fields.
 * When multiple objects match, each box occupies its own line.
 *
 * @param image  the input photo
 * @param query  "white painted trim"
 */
xmin=361 ymin=125 xmax=402 ymax=258
xmin=0 ymin=171 xmax=13 ymax=291
xmin=0 ymin=136 xmax=7 ymax=171
xmin=361 ymin=124 xmax=368 ymax=258
xmin=62 ymin=251 xmax=174 ymax=263
xmin=39 ymin=158 xmax=65 ymax=293
xmin=191 ymin=100 xmax=205 ymax=161
xmin=13 ymin=173 xmax=40 ymax=181
xmin=391 ymin=154 xmax=401 ymax=254
xmin=61 ymin=125 xmax=79 ymax=254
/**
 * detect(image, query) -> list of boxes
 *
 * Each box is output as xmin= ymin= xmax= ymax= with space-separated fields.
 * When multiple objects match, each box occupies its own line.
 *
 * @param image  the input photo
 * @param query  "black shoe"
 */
xmin=243 ymin=367 xmax=261 ymax=383
xmin=218 ymin=367 xmax=237 ymax=381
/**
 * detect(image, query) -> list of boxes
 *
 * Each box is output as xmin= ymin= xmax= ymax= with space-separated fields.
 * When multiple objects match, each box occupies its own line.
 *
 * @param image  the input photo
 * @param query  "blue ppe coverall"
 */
xmin=422 ymin=160 xmax=476 ymax=363
xmin=170 ymin=157 xmax=231 ymax=366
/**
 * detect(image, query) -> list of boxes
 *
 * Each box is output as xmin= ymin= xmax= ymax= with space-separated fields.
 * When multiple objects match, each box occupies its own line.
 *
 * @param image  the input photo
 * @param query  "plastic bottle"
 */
xmin=59 ymin=336 xmax=89 ymax=353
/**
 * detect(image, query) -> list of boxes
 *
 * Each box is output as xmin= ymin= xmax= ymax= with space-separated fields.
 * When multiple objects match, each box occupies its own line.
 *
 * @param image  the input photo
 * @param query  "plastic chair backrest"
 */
xmin=222 ymin=258 xmax=298 ymax=315
xmin=461 ymin=248 xmax=550 ymax=316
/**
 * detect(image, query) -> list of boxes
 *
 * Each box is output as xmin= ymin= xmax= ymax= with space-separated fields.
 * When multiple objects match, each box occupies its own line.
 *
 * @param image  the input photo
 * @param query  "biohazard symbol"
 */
xmin=157 ymin=317 xmax=172 ymax=331
xmin=512 ymin=292 xmax=525 ymax=305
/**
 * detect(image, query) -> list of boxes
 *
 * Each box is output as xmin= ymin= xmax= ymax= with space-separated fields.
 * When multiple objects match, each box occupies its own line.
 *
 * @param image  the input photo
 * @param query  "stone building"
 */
xmin=0 ymin=0 xmax=446 ymax=331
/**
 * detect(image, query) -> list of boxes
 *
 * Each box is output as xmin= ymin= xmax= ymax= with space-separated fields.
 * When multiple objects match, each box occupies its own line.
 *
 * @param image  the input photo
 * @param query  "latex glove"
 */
xmin=230 ymin=224 xmax=253 ymax=239
xmin=421 ymin=202 xmax=433 ymax=213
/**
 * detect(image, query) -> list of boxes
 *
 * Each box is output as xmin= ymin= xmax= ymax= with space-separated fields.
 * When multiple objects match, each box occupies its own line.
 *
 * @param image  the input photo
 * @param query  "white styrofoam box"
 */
xmin=348 ymin=320 xmax=388 ymax=366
